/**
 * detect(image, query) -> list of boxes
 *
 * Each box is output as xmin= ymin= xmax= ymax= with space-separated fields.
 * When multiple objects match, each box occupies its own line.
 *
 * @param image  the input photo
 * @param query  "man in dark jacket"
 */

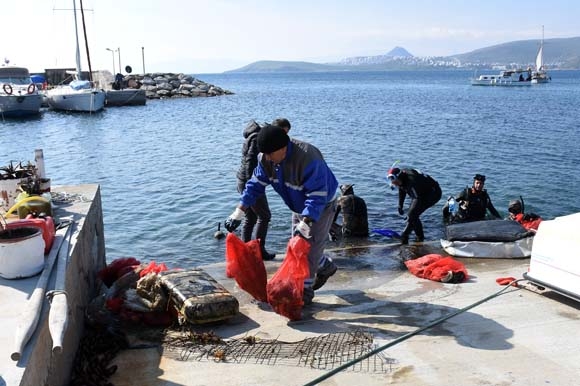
xmin=235 ymin=120 xmax=275 ymax=260
xmin=454 ymin=174 xmax=501 ymax=222
xmin=387 ymin=167 xmax=442 ymax=244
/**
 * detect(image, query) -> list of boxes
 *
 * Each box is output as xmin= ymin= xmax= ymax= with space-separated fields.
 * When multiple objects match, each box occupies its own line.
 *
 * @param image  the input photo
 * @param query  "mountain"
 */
xmin=225 ymin=37 xmax=580 ymax=73
xmin=226 ymin=60 xmax=348 ymax=73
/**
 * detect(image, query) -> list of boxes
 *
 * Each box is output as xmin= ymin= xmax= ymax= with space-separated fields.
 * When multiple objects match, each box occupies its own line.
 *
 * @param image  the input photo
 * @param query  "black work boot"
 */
xmin=312 ymin=258 xmax=338 ymax=290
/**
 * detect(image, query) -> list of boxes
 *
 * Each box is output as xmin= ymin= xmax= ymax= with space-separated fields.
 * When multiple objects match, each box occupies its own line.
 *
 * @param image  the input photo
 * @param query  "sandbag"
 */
xmin=405 ymin=254 xmax=468 ymax=283
xmin=225 ymin=233 xmax=267 ymax=302
xmin=267 ymin=236 xmax=310 ymax=321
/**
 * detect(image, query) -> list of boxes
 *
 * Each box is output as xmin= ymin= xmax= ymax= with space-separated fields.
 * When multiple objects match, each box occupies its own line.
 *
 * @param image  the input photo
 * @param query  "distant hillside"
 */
xmin=449 ymin=37 xmax=580 ymax=68
xmin=227 ymin=60 xmax=347 ymax=73
xmin=226 ymin=37 xmax=580 ymax=73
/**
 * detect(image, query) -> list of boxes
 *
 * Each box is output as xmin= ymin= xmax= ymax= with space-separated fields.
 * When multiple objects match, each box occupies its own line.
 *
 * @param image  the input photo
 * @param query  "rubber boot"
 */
xmin=400 ymin=224 xmax=411 ymax=245
xmin=414 ymin=221 xmax=425 ymax=242
xmin=255 ymin=219 xmax=274 ymax=260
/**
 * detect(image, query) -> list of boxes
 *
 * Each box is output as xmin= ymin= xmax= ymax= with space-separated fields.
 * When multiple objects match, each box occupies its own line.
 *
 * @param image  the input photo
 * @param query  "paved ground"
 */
xmin=109 ymin=240 xmax=580 ymax=386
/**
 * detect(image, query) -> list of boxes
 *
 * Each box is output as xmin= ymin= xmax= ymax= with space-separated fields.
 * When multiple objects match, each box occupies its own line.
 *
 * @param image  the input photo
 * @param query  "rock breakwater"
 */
xmin=117 ymin=73 xmax=233 ymax=99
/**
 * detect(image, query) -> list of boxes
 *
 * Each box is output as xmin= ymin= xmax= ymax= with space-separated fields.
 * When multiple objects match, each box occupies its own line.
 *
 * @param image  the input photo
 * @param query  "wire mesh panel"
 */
xmin=163 ymin=330 xmax=396 ymax=374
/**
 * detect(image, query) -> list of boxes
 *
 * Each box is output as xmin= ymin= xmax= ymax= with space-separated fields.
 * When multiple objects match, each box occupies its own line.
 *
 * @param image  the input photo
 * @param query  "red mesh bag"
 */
xmin=225 ymin=233 xmax=267 ymax=302
xmin=98 ymin=257 xmax=141 ymax=287
xmin=139 ymin=261 xmax=169 ymax=277
xmin=267 ymin=236 xmax=311 ymax=321
xmin=405 ymin=254 xmax=468 ymax=283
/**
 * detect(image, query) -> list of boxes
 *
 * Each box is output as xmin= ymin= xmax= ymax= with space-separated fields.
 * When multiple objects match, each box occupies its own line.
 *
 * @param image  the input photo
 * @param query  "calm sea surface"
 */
xmin=2 ymin=70 xmax=579 ymax=268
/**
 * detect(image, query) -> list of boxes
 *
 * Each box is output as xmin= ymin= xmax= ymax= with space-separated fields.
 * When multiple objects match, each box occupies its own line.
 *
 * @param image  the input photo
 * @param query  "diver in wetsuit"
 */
xmin=452 ymin=174 xmax=501 ymax=222
xmin=387 ymin=167 xmax=442 ymax=244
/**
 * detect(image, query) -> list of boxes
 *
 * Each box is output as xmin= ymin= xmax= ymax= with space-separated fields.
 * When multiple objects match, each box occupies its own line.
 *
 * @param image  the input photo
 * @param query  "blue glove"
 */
xmin=224 ymin=207 xmax=244 ymax=232
xmin=397 ymin=206 xmax=404 ymax=216
xmin=294 ymin=218 xmax=312 ymax=239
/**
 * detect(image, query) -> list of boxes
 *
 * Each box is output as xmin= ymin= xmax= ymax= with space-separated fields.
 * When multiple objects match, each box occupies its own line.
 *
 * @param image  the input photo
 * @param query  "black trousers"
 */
xmin=402 ymin=186 xmax=442 ymax=240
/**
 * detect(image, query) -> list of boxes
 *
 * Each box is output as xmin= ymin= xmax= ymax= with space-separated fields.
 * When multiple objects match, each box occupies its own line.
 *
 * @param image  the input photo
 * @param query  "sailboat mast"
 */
xmin=79 ymin=0 xmax=94 ymax=82
xmin=72 ymin=0 xmax=82 ymax=80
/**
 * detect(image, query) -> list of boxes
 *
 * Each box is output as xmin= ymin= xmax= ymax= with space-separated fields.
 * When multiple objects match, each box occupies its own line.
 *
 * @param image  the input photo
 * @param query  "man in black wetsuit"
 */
xmin=387 ymin=167 xmax=442 ymax=245
xmin=331 ymin=184 xmax=369 ymax=238
xmin=453 ymin=174 xmax=501 ymax=222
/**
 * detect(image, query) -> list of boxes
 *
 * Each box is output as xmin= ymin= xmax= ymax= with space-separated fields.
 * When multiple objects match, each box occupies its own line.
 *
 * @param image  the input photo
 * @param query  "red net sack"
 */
xmin=267 ymin=236 xmax=310 ymax=321
xmin=225 ymin=233 xmax=267 ymax=302
xmin=405 ymin=254 xmax=468 ymax=283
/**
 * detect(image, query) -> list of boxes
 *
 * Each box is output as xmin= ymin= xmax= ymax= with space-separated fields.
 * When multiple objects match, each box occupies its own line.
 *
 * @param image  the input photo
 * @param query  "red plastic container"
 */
xmin=6 ymin=216 xmax=56 ymax=254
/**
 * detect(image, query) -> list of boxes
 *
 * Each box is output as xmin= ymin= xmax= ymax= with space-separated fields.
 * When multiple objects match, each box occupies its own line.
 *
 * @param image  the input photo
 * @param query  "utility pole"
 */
xmin=142 ymin=46 xmax=146 ymax=74
xmin=117 ymin=47 xmax=121 ymax=74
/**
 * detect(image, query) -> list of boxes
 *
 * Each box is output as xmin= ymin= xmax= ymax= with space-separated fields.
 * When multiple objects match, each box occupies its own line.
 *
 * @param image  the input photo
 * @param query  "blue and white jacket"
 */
xmin=240 ymin=138 xmax=338 ymax=222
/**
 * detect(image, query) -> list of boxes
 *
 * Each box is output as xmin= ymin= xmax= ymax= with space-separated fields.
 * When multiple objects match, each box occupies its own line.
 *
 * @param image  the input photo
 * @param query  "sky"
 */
xmin=2 ymin=0 xmax=579 ymax=74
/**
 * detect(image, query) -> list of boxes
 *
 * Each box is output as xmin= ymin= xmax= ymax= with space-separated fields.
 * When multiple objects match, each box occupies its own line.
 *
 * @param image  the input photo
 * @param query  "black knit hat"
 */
xmin=257 ymin=124 xmax=289 ymax=154
xmin=272 ymin=118 xmax=291 ymax=130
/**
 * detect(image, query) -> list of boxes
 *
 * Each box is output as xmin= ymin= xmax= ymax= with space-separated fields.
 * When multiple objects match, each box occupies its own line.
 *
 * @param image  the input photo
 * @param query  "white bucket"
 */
xmin=0 ymin=227 xmax=45 ymax=279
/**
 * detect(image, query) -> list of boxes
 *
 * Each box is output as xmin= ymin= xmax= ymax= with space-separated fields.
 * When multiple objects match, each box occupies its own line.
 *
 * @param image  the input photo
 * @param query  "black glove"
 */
xmin=224 ymin=208 xmax=244 ymax=232
xmin=397 ymin=206 xmax=404 ymax=216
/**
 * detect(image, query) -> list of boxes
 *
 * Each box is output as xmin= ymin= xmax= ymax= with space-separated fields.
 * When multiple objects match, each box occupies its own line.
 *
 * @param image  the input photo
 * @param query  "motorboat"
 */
xmin=470 ymin=69 xmax=532 ymax=86
xmin=105 ymin=89 xmax=146 ymax=106
xmin=0 ymin=66 xmax=43 ymax=118
xmin=440 ymin=219 xmax=534 ymax=258
xmin=45 ymin=0 xmax=105 ymax=113
xmin=531 ymin=26 xmax=551 ymax=84
xmin=524 ymin=212 xmax=580 ymax=301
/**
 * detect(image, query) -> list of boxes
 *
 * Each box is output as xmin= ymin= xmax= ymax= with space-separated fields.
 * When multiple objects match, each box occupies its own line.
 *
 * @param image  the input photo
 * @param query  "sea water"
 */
xmin=1 ymin=70 xmax=579 ymax=268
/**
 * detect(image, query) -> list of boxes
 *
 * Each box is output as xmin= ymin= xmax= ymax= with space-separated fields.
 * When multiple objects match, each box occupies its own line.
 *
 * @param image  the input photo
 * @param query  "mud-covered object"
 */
xmin=441 ymin=219 xmax=534 ymax=258
xmin=444 ymin=219 xmax=532 ymax=242
xmin=159 ymin=269 xmax=239 ymax=324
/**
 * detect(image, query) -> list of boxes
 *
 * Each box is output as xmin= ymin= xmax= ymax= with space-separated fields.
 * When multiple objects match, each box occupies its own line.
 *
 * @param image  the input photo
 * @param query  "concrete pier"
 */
xmin=1 ymin=185 xmax=106 ymax=386
xmin=108 ymin=243 xmax=580 ymax=386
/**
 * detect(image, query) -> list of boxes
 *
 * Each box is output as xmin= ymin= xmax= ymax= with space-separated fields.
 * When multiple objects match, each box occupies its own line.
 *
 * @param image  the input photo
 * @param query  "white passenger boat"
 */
xmin=470 ymin=69 xmax=532 ymax=86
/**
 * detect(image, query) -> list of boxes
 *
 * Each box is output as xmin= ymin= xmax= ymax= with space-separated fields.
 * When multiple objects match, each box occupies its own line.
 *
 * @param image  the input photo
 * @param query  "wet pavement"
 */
xmin=109 ymin=240 xmax=580 ymax=386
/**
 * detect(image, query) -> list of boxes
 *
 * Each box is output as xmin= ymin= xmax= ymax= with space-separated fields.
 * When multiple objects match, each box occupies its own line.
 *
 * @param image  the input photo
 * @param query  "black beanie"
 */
xmin=257 ymin=124 xmax=289 ymax=154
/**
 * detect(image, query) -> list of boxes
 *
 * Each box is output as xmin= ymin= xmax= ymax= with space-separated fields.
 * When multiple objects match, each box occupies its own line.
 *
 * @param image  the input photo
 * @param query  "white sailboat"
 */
xmin=531 ymin=26 xmax=551 ymax=84
xmin=46 ymin=0 xmax=105 ymax=112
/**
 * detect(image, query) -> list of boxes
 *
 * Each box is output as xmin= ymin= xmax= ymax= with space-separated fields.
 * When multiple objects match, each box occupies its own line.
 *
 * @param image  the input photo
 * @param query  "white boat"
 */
xmin=470 ymin=68 xmax=532 ymax=86
xmin=0 ymin=66 xmax=43 ymax=118
xmin=531 ymin=26 xmax=551 ymax=84
xmin=524 ymin=212 xmax=580 ymax=301
xmin=45 ymin=0 xmax=105 ymax=113
xmin=440 ymin=219 xmax=534 ymax=258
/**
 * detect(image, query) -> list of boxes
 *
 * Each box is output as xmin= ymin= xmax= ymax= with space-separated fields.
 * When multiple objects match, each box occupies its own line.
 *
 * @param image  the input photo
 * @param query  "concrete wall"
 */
xmin=2 ymin=184 xmax=106 ymax=386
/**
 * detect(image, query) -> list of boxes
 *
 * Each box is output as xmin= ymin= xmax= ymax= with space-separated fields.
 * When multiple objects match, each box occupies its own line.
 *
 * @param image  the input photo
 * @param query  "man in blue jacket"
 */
xmin=225 ymin=124 xmax=339 ymax=305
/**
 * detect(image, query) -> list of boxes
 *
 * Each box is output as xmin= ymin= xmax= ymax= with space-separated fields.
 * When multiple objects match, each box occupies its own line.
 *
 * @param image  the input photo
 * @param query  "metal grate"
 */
xmin=163 ymin=330 xmax=396 ymax=373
